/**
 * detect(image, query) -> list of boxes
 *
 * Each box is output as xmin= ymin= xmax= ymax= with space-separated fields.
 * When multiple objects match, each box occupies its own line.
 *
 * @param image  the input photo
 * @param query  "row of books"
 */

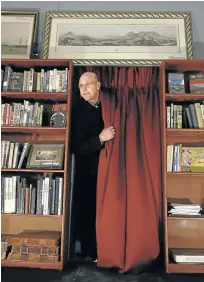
xmin=166 ymin=102 xmax=204 ymax=129
xmin=1 ymin=176 xmax=63 ymax=215
xmin=1 ymin=66 xmax=69 ymax=92
xmin=2 ymin=230 xmax=60 ymax=262
xmin=167 ymin=145 xmax=204 ymax=172
xmin=168 ymin=72 xmax=204 ymax=94
xmin=1 ymin=101 xmax=44 ymax=127
xmin=1 ymin=141 xmax=31 ymax=169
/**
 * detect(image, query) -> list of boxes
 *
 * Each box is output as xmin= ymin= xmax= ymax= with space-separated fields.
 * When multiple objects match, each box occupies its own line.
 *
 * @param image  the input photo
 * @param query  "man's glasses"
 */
xmin=78 ymin=81 xmax=97 ymax=89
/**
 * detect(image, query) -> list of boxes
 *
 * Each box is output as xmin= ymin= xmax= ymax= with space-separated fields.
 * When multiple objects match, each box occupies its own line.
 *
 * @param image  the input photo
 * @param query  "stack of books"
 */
xmin=168 ymin=198 xmax=203 ymax=217
xmin=6 ymin=230 xmax=61 ymax=263
xmin=189 ymin=72 xmax=204 ymax=94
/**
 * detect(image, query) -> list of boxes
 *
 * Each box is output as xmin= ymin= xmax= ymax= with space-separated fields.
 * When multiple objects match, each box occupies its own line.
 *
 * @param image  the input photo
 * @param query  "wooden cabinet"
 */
xmin=161 ymin=59 xmax=204 ymax=273
xmin=1 ymin=59 xmax=73 ymax=269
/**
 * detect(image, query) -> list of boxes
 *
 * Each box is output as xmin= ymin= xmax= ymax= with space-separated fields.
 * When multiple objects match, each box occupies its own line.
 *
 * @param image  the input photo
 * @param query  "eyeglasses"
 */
xmin=78 ymin=81 xmax=97 ymax=89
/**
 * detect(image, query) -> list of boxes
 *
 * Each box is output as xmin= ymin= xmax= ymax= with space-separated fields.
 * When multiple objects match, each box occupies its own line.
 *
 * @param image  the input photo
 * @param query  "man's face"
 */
xmin=78 ymin=74 xmax=99 ymax=103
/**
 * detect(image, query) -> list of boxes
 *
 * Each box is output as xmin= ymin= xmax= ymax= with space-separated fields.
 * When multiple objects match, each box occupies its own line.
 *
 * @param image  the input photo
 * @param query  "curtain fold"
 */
xmin=74 ymin=66 xmax=162 ymax=271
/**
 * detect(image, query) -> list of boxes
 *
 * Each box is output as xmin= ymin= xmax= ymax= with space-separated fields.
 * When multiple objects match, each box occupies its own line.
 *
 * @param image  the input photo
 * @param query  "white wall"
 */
xmin=2 ymin=1 xmax=204 ymax=59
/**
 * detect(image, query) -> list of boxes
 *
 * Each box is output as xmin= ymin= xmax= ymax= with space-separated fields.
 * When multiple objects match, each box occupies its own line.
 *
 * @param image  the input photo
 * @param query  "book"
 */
xmin=170 ymin=248 xmax=204 ymax=263
xmin=181 ymin=147 xmax=204 ymax=172
xmin=168 ymin=73 xmax=185 ymax=93
xmin=50 ymin=103 xmax=67 ymax=127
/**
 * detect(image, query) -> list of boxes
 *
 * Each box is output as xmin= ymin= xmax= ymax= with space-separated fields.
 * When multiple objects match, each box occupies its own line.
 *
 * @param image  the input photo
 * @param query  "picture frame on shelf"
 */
xmin=1 ymin=10 xmax=39 ymax=59
xmin=26 ymin=143 xmax=64 ymax=169
xmin=42 ymin=11 xmax=193 ymax=66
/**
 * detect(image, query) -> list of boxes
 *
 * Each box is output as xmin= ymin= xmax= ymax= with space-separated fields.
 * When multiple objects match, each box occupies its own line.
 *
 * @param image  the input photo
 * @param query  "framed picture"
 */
xmin=42 ymin=12 xmax=193 ymax=66
xmin=26 ymin=144 xmax=64 ymax=169
xmin=1 ymin=10 xmax=39 ymax=59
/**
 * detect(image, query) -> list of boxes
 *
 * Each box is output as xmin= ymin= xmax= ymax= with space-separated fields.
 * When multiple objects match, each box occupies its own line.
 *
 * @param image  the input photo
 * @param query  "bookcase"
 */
xmin=161 ymin=59 xmax=204 ymax=273
xmin=1 ymin=59 xmax=73 ymax=269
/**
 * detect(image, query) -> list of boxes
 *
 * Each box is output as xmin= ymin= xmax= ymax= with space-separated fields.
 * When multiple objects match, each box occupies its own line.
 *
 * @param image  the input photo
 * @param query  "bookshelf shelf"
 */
xmin=1 ymin=169 xmax=64 ymax=173
xmin=166 ymin=129 xmax=204 ymax=143
xmin=1 ymin=91 xmax=68 ymax=101
xmin=1 ymin=126 xmax=66 ymax=134
xmin=1 ymin=213 xmax=62 ymax=218
xmin=167 ymin=217 xmax=204 ymax=220
xmin=1 ymin=58 xmax=73 ymax=270
xmin=167 ymin=172 xmax=204 ymax=176
xmin=1 ymin=213 xmax=62 ymax=217
xmin=1 ymin=260 xmax=61 ymax=269
xmin=168 ymin=263 xmax=204 ymax=274
xmin=166 ymin=94 xmax=204 ymax=102
xmin=161 ymin=59 xmax=204 ymax=274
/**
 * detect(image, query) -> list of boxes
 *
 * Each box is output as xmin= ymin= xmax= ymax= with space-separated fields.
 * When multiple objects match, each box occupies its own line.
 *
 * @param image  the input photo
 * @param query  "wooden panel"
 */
xmin=2 ymin=261 xmax=62 ymax=270
xmin=60 ymin=58 xmax=73 ymax=267
xmin=1 ymin=126 xmax=66 ymax=134
xmin=1 ymin=133 xmax=65 ymax=143
xmin=167 ymin=263 xmax=204 ymax=273
xmin=167 ymin=173 xmax=204 ymax=205
xmin=1 ymin=92 xmax=68 ymax=101
xmin=167 ymin=219 xmax=204 ymax=248
xmin=1 ymin=169 xmax=64 ymax=173
xmin=163 ymin=59 xmax=204 ymax=72
xmin=1 ymin=59 xmax=72 ymax=68
xmin=166 ymin=129 xmax=204 ymax=144
xmin=166 ymin=94 xmax=204 ymax=102
xmin=1 ymin=214 xmax=62 ymax=234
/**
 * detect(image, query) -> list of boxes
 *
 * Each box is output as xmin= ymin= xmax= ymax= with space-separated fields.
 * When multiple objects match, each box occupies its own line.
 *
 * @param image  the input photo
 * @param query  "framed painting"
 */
xmin=26 ymin=144 xmax=64 ymax=169
xmin=42 ymin=12 xmax=193 ymax=66
xmin=1 ymin=10 xmax=39 ymax=59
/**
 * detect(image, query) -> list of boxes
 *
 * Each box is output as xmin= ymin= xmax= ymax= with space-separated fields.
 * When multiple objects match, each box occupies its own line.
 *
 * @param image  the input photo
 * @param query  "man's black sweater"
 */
xmin=71 ymin=98 xmax=104 ymax=175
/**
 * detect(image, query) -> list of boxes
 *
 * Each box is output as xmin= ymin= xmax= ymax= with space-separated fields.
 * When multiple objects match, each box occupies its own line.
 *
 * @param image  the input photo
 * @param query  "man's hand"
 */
xmin=99 ymin=126 xmax=116 ymax=142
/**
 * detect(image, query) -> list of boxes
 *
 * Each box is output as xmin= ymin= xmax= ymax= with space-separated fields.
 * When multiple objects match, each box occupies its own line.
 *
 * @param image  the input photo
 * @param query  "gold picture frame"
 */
xmin=42 ymin=11 xmax=193 ymax=66
xmin=26 ymin=144 xmax=64 ymax=169
xmin=1 ymin=10 xmax=39 ymax=59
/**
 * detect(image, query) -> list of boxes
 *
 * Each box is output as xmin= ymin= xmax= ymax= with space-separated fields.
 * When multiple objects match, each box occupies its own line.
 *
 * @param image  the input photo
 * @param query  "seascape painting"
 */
xmin=58 ymin=25 xmax=177 ymax=47
xmin=1 ymin=22 xmax=29 ymax=56
xmin=43 ymin=12 xmax=192 ymax=64
xmin=1 ymin=13 xmax=37 ymax=59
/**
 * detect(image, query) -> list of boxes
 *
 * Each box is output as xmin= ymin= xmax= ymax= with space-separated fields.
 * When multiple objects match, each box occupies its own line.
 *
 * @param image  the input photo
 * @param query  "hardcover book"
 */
xmin=168 ymin=73 xmax=185 ymax=93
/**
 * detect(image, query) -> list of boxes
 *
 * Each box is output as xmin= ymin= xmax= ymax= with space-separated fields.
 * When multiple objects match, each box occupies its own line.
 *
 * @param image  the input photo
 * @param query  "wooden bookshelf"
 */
xmin=161 ymin=59 xmax=204 ymax=273
xmin=1 ymin=59 xmax=73 ymax=270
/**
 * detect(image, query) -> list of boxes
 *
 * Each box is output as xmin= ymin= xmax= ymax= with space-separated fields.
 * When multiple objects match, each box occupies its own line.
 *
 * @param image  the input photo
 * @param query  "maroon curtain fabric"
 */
xmin=74 ymin=66 xmax=162 ymax=271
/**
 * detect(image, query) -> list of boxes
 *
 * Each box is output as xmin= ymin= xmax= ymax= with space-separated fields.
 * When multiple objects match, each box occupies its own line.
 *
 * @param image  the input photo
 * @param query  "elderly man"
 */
xmin=71 ymin=72 xmax=115 ymax=261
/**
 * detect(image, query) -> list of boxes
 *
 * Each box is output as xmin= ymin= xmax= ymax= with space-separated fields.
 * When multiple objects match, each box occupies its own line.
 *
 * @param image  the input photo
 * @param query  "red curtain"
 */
xmin=75 ymin=66 xmax=162 ymax=272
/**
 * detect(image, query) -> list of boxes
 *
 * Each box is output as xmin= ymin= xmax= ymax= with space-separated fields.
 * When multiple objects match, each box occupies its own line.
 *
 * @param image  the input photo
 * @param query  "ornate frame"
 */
xmin=42 ymin=11 xmax=193 ymax=66
xmin=1 ymin=10 xmax=39 ymax=59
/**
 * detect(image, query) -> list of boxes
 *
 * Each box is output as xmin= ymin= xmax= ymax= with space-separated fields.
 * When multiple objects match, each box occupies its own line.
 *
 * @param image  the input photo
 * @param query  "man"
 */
xmin=71 ymin=72 xmax=115 ymax=261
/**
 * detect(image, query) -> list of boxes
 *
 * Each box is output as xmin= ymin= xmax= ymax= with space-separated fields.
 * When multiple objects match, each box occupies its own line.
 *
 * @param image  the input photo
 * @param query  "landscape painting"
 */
xmin=58 ymin=25 xmax=177 ymax=47
xmin=1 ymin=12 xmax=38 ymax=59
xmin=43 ymin=12 xmax=193 ymax=65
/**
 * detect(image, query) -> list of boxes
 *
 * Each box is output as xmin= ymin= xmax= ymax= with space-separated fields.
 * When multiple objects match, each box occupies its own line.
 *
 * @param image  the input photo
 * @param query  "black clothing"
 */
xmin=71 ymin=98 xmax=104 ymax=259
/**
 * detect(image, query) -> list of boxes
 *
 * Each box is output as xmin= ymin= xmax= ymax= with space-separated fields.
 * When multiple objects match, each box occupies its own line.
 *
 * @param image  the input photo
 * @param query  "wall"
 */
xmin=2 ymin=1 xmax=204 ymax=59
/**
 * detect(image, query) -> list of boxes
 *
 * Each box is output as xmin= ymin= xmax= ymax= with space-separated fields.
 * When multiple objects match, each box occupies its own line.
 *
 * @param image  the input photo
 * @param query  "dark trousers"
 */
xmin=74 ymin=172 xmax=97 ymax=258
